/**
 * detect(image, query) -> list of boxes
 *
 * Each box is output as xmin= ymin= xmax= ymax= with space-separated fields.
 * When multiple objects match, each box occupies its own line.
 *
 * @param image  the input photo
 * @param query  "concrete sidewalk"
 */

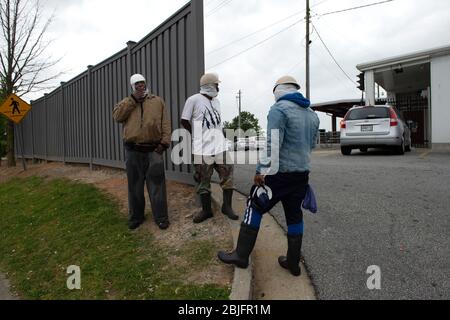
xmin=211 ymin=184 xmax=316 ymax=300
xmin=0 ymin=273 xmax=17 ymax=300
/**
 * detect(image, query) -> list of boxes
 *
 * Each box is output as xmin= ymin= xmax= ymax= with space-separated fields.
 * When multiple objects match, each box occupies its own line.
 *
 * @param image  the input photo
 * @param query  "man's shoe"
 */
xmin=128 ymin=221 xmax=142 ymax=230
xmin=218 ymin=224 xmax=259 ymax=269
xmin=193 ymin=210 xmax=213 ymax=224
xmin=158 ymin=221 xmax=170 ymax=230
xmin=278 ymin=234 xmax=302 ymax=277
xmin=222 ymin=189 xmax=239 ymax=221
xmin=194 ymin=193 xmax=213 ymax=224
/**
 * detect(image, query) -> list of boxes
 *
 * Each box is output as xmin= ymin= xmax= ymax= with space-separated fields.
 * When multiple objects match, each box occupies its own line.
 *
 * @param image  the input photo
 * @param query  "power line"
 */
xmin=208 ymin=18 xmax=305 ymax=69
xmin=311 ymin=0 xmax=332 ymax=10
xmin=206 ymin=0 xmax=331 ymax=56
xmin=312 ymin=0 xmax=394 ymax=18
xmin=206 ymin=0 xmax=234 ymax=17
xmin=311 ymin=23 xmax=356 ymax=85
xmin=207 ymin=9 xmax=306 ymax=55
xmin=205 ymin=0 xmax=220 ymax=8
xmin=206 ymin=0 xmax=394 ymax=72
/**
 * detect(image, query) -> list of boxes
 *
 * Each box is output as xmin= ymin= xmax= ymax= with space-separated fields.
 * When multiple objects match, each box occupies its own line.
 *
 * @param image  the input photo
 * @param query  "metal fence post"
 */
xmin=191 ymin=0 xmax=205 ymax=81
xmin=44 ymin=93 xmax=48 ymax=162
xmin=61 ymin=82 xmax=66 ymax=164
xmin=30 ymin=100 xmax=35 ymax=163
xmin=87 ymin=66 xmax=94 ymax=171
xmin=126 ymin=41 xmax=136 ymax=78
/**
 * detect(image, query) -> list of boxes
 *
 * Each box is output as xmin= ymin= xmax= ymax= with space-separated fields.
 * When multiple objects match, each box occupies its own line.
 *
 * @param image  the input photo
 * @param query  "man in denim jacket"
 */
xmin=218 ymin=76 xmax=320 ymax=277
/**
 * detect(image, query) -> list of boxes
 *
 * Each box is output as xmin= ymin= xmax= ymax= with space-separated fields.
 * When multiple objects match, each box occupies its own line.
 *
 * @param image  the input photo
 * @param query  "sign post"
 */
xmin=0 ymin=94 xmax=32 ymax=171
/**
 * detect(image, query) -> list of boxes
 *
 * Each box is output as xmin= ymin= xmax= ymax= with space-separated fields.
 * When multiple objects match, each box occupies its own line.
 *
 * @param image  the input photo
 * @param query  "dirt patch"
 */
xmin=0 ymin=160 xmax=234 ymax=289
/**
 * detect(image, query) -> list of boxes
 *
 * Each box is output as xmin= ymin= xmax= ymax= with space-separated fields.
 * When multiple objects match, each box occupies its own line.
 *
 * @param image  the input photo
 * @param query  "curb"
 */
xmin=211 ymin=184 xmax=253 ymax=301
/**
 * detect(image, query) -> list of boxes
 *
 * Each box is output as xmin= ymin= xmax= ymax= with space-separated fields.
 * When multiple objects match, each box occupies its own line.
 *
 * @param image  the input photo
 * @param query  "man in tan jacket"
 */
xmin=113 ymin=74 xmax=171 ymax=230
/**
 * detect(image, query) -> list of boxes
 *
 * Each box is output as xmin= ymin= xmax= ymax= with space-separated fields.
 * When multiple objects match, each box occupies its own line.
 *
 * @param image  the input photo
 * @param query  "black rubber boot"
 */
xmin=221 ymin=189 xmax=239 ymax=221
xmin=193 ymin=193 xmax=213 ymax=224
xmin=278 ymin=234 xmax=303 ymax=277
xmin=218 ymin=224 xmax=259 ymax=269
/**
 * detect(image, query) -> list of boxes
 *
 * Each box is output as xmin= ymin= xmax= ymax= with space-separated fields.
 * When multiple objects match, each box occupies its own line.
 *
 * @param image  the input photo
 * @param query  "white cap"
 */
xmin=130 ymin=74 xmax=146 ymax=88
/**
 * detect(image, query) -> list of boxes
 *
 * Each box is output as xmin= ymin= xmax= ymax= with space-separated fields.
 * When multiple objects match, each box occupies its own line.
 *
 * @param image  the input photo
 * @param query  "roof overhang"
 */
xmin=357 ymin=44 xmax=450 ymax=72
xmin=311 ymin=99 xmax=363 ymax=118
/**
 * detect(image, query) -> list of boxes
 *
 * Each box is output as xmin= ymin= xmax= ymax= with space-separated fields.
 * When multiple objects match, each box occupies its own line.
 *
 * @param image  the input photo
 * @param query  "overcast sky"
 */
xmin=37 ymin=0 xmax=450 ymax=131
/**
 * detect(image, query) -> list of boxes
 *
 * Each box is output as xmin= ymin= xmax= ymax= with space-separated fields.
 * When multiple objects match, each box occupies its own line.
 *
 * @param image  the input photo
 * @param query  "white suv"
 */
xmin=340 ymin=105 xmax=412 ymax=155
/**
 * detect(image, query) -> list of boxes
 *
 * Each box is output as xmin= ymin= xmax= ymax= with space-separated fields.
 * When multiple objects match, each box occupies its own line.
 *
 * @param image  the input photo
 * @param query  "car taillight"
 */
xmin=340 ymin=120 xmax=346 ymax=129
xmin=389 ymin=108 xmax=398 ymax=127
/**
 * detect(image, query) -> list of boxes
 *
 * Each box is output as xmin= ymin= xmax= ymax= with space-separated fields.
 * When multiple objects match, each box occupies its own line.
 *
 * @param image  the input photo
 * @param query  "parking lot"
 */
xmin=231 ymin=148 xmax=450 ymax=299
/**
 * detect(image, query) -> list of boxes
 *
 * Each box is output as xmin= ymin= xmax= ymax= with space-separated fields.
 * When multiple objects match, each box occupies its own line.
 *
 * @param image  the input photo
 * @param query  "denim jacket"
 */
xmin=256 ymin=93 xmax=320 ymax=175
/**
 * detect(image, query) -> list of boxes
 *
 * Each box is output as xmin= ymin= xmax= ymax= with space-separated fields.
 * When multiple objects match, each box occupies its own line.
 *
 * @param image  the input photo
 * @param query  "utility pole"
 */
xmin=306 ymin=0 xmax=311 ymax=100
xmin=237 ymin=90 xmax=242 ymax=138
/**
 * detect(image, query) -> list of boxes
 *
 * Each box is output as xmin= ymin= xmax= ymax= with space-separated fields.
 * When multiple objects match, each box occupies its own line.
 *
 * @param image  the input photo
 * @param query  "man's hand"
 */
xmin=132 ymin=89 xmax=147 ymax=101
xmin=254 ymin=174 xmax=265 ymax=187
xmin=155 ymin=144 xmax=165 ymax=155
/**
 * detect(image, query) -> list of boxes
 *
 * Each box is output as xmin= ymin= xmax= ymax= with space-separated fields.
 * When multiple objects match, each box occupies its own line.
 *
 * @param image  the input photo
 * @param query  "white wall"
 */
xmin=431 ymin=55 xmax=450 ymax=144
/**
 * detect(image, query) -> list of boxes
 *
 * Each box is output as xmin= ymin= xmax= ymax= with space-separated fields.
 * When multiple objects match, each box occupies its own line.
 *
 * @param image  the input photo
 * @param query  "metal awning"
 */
xmin=311 ymin=99 xmax=363 ymax=118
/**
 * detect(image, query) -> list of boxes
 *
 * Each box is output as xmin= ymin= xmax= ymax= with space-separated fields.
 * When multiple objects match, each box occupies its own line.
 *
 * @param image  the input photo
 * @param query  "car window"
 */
xmin=347 ymin=107 xmax=389 ymax=120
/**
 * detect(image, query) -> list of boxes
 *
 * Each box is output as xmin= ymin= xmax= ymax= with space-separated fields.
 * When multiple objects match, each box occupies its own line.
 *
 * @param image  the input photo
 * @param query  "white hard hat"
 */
xmin=273 ymin=75 xmax=300 ymax=92
xmin=200 ymin=73 xmax=221 ymax=86
xmin=130 ymin=74 xmax=146 ymax=87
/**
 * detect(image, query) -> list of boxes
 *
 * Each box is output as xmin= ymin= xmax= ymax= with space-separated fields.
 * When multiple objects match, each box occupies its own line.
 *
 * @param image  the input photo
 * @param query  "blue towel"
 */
xmin=302 ymin=184 xmax=317 ymax=214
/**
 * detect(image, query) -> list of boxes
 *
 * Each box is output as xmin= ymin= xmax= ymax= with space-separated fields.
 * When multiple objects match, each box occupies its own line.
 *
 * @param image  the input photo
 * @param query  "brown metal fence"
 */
xmin=15 ymin=1 xmax=204 ymax=184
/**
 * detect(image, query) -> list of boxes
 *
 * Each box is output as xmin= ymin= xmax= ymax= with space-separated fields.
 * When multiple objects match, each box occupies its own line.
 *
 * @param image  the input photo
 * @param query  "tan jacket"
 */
xmin=113 ymin=95 xmax=171 ymax=147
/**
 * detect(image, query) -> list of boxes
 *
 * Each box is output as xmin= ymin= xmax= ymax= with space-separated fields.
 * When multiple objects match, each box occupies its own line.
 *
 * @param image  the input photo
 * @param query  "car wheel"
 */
xmin=341 ymin=147 xmax=352 ymax=156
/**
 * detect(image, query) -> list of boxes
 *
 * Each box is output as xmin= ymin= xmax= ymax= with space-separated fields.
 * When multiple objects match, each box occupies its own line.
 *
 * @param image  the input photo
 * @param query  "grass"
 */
xmin=178 ymin=240 xmax=220 ymax=269
xmin=0 ymin=177 xmax=230 ymax=300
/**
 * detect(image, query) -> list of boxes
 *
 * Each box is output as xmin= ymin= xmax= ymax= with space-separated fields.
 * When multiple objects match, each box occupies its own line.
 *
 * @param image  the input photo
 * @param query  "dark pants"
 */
xmin=244 ymin=172 xmax=309 ymax=235
xmin=125 ymin=148 xmax=168 ymax=225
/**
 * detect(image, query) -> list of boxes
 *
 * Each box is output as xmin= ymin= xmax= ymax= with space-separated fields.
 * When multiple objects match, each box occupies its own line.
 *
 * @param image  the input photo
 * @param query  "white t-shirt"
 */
xmin=182 ymin=93 xmax=228 ymax=156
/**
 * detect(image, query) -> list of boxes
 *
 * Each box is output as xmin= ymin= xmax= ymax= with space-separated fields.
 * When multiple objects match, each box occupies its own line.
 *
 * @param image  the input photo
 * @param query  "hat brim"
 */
xmin=273 ymin=83 xmax=301 ymax=92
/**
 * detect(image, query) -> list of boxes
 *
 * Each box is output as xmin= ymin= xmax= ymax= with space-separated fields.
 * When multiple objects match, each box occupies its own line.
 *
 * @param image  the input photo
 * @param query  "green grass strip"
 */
xmin=0 ymin=177 xmax=230 ymax=300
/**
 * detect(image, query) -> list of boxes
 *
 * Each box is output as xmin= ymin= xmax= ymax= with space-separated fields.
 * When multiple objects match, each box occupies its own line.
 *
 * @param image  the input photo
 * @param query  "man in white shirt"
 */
xmin=181 ymin=73 xmax=238 ymax=224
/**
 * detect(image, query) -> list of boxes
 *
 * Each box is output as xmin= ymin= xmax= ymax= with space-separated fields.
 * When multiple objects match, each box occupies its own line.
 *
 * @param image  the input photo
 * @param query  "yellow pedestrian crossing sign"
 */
xmin=0 ymin=93 xmax=32 ymax=124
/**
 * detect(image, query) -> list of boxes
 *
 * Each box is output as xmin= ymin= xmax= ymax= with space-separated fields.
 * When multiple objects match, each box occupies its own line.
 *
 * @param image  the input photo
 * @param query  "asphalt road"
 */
xmin=229 ymin=149 xmax=450 ymax=300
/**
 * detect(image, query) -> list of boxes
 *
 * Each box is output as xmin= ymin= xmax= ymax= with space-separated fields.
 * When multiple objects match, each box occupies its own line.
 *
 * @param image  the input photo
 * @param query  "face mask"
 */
xmin=273 ymin=84 xmax=298 ymax=101
xmin=132 ymin=82 xmax=149 ymax=97
xmin=200 ymin=84 xmax=219 ymax=98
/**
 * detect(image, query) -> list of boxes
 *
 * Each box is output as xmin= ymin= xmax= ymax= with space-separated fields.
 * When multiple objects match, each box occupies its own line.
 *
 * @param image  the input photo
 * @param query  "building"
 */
xmin=313 ymin=45 xmax=450 ymax=150
xmin=358 ymin=45 xmax=450 ymax=150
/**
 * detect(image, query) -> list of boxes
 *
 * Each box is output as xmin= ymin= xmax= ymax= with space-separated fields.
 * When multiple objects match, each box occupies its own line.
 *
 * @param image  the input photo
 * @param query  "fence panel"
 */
xmin=15 ymin=1 xmax=204 ymax=184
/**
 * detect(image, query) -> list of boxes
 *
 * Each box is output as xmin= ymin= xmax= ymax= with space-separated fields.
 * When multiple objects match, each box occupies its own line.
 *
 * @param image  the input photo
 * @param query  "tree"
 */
xmin=0 ymin=0 xmax=61 ymax=167
xmin=223 ymin=111 xmax=262 ymax=137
